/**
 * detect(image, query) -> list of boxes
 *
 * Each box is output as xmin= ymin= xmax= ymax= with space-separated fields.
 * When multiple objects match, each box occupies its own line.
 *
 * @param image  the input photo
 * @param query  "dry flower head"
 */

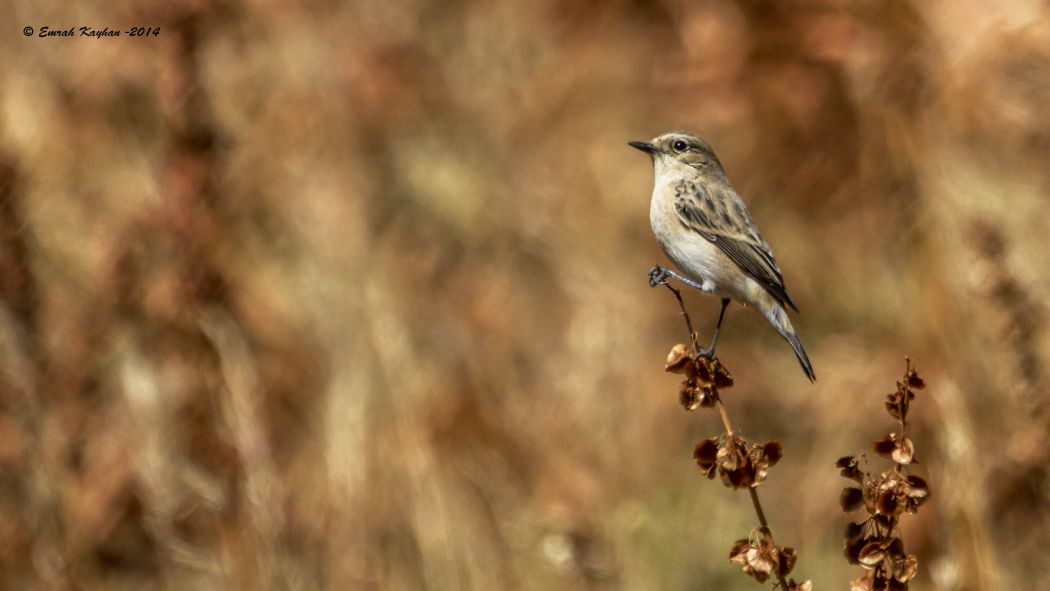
xmin=664 ymin=344 xmax=733 ymax=410
xmin=728 ymin=528 xmax=798 ymax=584
xmin=695 ymin=435 xmax=783 ymax=489
xmin=838 ymin=359 xmax=929 ymax=590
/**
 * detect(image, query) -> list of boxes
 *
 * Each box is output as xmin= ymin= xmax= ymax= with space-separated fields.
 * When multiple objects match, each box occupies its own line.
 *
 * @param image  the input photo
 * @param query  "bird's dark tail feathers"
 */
xmin=763 ymin=300 xmax=816 ymax=382
xmin=785 ymin=332 xmax=816 ymax=382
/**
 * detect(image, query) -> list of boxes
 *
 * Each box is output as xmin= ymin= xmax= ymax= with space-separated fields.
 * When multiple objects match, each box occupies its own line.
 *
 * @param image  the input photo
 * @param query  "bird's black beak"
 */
xmin=628 ymin=140 xmax=657 ymax=154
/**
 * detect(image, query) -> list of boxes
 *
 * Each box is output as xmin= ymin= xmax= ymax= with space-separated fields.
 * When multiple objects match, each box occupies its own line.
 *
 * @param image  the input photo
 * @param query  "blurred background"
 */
xmin=2 ymin=0 xmax=1049 ymax=589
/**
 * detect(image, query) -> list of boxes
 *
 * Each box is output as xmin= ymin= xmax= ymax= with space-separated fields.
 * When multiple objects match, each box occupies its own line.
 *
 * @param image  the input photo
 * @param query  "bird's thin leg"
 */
xmin=700 ymin=298 xmax=731 ymax=358
xmin=648 ymin=265 xmax=709 ymax=292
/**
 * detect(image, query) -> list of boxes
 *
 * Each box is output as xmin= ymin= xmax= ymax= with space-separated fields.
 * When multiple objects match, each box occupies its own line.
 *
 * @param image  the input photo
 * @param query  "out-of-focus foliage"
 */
xmin=1 ymin=0 xmax=1049 ymax=589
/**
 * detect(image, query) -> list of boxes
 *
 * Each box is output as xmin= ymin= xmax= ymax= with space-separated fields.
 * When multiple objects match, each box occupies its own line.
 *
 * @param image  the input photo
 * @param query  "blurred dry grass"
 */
xmin=2 ymin=0 xmax=1050 ymax=589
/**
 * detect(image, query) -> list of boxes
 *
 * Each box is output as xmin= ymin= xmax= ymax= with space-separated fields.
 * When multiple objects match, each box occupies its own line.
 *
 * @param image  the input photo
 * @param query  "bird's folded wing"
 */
xmin=673 ymin=188 xmax=799 ymax=312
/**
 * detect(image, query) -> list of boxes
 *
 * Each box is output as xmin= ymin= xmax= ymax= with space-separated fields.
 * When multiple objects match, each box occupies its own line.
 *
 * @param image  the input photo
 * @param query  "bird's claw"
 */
xmin=649 ymin=265 xmax=670 ymax=287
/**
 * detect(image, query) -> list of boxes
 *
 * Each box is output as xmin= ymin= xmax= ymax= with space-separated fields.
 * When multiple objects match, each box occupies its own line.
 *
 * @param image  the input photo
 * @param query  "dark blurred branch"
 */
xmin=0 ymin=156 xmax=38 ymax=341
xmin=0 ymin=153 xmax=71 ymax=586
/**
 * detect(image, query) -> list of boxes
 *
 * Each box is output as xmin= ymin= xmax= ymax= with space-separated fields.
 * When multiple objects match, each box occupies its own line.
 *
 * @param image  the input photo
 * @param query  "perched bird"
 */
xmin=629 ymin=131 xmax=815 ymax=381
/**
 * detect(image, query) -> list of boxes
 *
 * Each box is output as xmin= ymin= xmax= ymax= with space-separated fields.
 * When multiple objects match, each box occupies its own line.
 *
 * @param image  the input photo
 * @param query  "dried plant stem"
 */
xmin=715 ymin=399 xmax=734 ymax=435
xmin=898 ymin=356 xmax=913 ymax=437
xmin=836 ymin=359 xmax=928 ymax=589
xmin=746 ymin=470 xmax=788 ymax=590
xmin=663 ymin=284 xmax=791 ymax=590
xmin=662 ymin=283 xmax=701 ymax=356
xmin=663 ymin=282 xmax=734 ymax=436
xmin=713 ymin=394 xmax=787 ymax=589
xmin=748 ymin=488 xmax=769 ymax=529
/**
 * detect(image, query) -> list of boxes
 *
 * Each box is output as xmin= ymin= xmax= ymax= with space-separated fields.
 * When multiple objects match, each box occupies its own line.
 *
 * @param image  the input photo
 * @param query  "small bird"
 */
xmin=629 ymin=131 xmax=815 ymax=381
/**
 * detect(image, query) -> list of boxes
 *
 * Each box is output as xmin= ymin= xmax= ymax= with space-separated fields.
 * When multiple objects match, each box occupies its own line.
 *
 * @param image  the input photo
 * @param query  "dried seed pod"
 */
xmin=841 ymin=487 xmax=865 ymax=512
xmin=837 ymin=456 xmax=865 ymax=482
xmin=665 ymin=344 xmax=692 ymax=372
xmin=891 ymin=438 xmax=914 ymax=464
xmin=693 ymin=438 xmax=719 ymax=479
xmin=873 ymin=434 xmax=897 ymax=456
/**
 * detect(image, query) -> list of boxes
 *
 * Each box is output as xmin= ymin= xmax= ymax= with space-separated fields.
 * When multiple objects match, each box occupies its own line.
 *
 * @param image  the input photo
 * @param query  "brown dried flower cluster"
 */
xmin=838 ymin=359 xmax=930 ymax=591
xmin=729 ymin=528 xmax=808 ymax=589
xmin=664 ymin=343 xmax=734 ymax=410
xmin=694 ymin=435 xmax=782 ymax=489
xmin=661 ymin=339 xmax=810 ymax=590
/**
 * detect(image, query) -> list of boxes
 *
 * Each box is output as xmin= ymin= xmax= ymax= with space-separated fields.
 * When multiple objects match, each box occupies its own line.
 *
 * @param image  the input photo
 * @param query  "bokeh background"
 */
xmin=2 ymin=0 xmax=1050 ymax=589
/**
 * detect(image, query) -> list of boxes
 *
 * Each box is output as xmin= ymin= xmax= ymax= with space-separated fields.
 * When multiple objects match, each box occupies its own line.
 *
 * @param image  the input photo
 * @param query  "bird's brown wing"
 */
xmin=673 ymin=181 xmax=799 ymax=312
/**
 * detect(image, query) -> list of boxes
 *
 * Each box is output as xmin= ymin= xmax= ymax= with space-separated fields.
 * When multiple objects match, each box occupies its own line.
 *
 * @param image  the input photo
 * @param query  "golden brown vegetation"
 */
xmin=1 ymin=0 xmax=1050 ymax=589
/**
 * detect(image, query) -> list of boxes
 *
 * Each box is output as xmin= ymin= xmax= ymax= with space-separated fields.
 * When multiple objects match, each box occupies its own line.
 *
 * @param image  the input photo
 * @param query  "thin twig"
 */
xmin=715 ymin=399 xmax=734 ymax=435
xmin=662 ymin=282 xmax=701 ymax=356
xmin=749 ymin=488 xmax=789 ymax=590
xmin=748 ymin=488 xmax=769 ymax=528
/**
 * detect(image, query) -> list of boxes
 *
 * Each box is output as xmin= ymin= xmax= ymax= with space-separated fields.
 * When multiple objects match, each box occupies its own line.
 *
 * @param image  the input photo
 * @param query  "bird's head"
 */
xmin=628 ymin=131 xmax=724 ymax=175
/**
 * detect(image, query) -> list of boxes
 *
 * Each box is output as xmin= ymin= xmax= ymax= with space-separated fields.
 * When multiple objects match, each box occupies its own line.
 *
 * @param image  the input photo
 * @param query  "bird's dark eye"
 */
xmin=672 ymin=139 xmax=688 ymax=152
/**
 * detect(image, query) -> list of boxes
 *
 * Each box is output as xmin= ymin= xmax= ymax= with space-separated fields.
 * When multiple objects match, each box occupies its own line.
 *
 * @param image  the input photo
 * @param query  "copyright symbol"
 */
xmin=23 ymin=26 xmax=33 ymax=37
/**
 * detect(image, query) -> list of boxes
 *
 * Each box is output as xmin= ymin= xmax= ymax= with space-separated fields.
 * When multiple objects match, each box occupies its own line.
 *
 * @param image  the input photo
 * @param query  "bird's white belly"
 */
xmin=649 ymin=187 xmax=754 ymax=302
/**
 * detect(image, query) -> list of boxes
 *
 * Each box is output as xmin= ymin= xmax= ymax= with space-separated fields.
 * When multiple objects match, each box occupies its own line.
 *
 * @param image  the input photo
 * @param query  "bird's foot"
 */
xmin=649 ymin=265 xmax=709 ymax=292
xmin=649 ymin=265 xmax=671 ymax=287
xmin=696 ymin=345 xmax=716 ymax=360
